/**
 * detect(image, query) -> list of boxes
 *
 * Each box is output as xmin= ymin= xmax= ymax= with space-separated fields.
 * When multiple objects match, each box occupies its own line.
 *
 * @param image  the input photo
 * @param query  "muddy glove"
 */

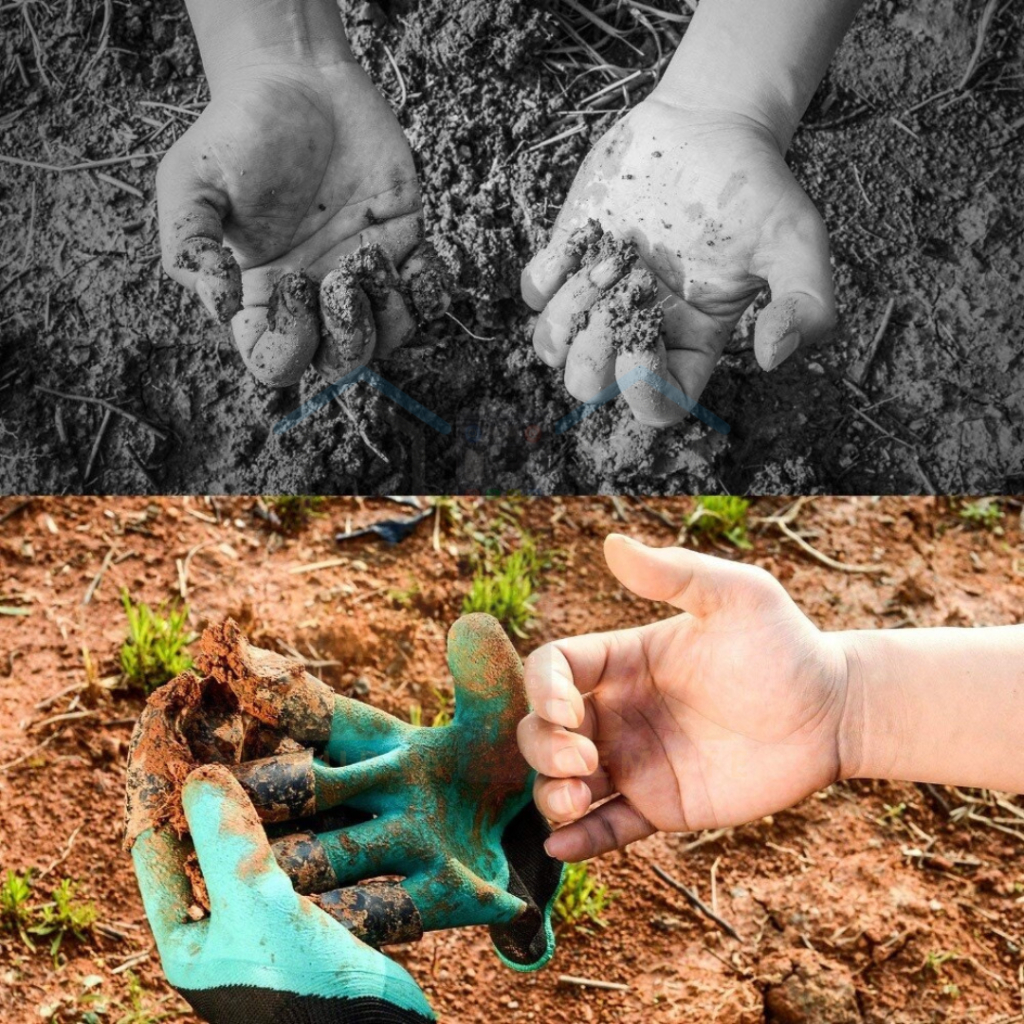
xmin=124 ymin=615 xmax=564 ymax=973
xmin=233 ymin=613 xmax=565 ymax=972
xmin=131 ymin=764 xmax=434 ymax=1024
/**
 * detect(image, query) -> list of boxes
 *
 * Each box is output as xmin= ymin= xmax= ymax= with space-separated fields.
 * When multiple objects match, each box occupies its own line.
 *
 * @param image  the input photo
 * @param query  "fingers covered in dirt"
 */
xmin=229 ymin=239 xmax=453 ymax=388
xmin=156 ymin=143 xmax=242 ymax=324
xmin=233 ymin=272 xmax=322 ymax=387
xmin=525 ymin=216 xmax=834 ymax=426
xmin=525 ymin=219 xmax=701 ymax=426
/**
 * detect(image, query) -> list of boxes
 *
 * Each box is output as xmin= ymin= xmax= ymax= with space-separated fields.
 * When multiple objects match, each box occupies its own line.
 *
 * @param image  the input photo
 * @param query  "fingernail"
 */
xmin=768 ymin=330 xmax=801 ymax=371
xmin=608 ymin=532 xmax=642 ymax=547
xmin=549 ymin=784 xmax=578 ymax=819
xmin=545 ymin=698 xmax=577 ymax=727
xmin=555 ymin=745 xmax=589 ymax=776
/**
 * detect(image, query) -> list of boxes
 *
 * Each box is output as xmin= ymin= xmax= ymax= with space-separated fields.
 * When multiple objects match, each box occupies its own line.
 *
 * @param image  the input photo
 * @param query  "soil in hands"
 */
xmin=1 ymin=0 xmax=1022 ymax=493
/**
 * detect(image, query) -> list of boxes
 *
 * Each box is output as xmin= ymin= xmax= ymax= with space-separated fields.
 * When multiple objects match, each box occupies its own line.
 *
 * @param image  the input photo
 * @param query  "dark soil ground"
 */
xmin=1 ymin=495 xmax=1023 ymax=1023
xmin=0 ymin=0 xmax=1023 ymax=494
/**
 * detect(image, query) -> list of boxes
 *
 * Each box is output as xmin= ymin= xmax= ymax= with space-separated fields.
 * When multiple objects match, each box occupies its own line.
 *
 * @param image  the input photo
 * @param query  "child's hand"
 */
xmin=517 ymin=535 xmax=850 ymax=861
xmin=521 ymin=97 xmax=836 ymax=420
xmin=157 ymin=60 xmax=436 ymax=386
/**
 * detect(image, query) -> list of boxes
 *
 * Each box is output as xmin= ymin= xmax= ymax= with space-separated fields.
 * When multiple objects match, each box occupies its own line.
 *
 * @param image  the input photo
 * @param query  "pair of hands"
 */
xmin=160 ymin=55 xmax=835 ymax=415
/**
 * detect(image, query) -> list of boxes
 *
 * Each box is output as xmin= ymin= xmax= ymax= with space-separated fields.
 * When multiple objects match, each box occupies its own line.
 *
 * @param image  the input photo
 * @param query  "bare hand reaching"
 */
xmin=517 ymin=535 xmax=849 ymax=860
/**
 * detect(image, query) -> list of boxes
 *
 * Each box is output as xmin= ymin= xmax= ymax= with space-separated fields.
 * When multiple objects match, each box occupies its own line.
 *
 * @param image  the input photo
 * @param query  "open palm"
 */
xmin=522 ymin=98 xmax=836 ymax=422
xmin=519 ymin=538 xmax=849 ymax=860
xmin=158 ymin=60 xmax=425 ymax=384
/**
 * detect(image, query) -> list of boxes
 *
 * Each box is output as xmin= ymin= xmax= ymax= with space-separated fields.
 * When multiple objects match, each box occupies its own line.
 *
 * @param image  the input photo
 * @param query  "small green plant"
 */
xmin=28 ymin=878 xmax=97 ymax=957
xmin=2 ymin=872 xmax=96 ymax=958
xmin=120 ymin=590 xmax=195 ymax=694
xmin=387 ymin=578 xmax=422 ymax=609
xmin=877 ymin=801 xmax=908 ymax=825
xmin=408 ymin=688 xmax=453 ymax=728
xmin=429 ymin=688 xmax=452 ymax=728
xmin=0 ymin=869 xmax=34 ymax=941
xmin=687 ymin=496 xmax=753 ymax=549
xmin=554 ymin=862 xmax=613 ymax=930
xmin=957 ymin=498 xmax=1004 ymax=531
xmin=114 ymin=972 xmax=172 ymax=1024
xmin=922 ymin=949 xmax=958 ymax=977
xmin=264 ymin=495 xmax=327 ymax=534
xmin=462 ymin=542 xmax=542 ymax=638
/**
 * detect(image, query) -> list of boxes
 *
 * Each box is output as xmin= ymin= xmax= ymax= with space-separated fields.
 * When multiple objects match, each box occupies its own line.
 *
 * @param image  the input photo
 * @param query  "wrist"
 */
xmin=832 ymin=630 xmax=904 ymax=784
xmin=654 ymin=0 xmax=865 ymax=153
xmin=186 ymin=0 xmax=354 ymax=96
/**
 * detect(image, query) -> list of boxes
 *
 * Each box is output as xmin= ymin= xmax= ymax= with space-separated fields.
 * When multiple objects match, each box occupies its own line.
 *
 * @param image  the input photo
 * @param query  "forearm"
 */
xmin=654 ymin=0 xmax=865 ymax=151
xmin=837 ymin=625 xmax=1024 ymax=793
xmin=184 ymin=0 xmax=353 ymax=93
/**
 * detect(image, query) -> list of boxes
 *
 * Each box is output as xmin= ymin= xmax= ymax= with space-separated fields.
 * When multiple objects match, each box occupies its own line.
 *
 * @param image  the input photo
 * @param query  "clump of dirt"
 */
xmin=122 ymin=620 xmax=322 ymax=848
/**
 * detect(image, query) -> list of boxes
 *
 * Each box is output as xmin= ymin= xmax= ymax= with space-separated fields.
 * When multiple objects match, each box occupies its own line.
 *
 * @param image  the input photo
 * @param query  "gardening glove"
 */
xmin=131 ymin=764 xmax=435 ymax=1024
xmin=521 ymin=98 xmax=836 ymax=426
xmin=124 ymin=616 xmax=564 ymax=973
xmin=157 ymin=38 xmax=451 ymax=387
xmin=230 ymin=613 xmax=565 ymax=972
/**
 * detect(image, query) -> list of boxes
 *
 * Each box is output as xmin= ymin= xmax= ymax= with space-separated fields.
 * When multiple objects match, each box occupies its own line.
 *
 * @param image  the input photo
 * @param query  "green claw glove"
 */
xmin=131 ymin=764 xmax=435 ymax=1024
xmin=238 ymin=613 xmax=564 ymax=971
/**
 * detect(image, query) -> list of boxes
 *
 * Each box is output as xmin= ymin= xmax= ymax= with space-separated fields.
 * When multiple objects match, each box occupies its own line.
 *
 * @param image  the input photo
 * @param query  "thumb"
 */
xmin=446 ymin=613 xmax=528 ymax=724
xmin=181 ymin=763 xmax=284 ymax=909
xmin=753 ymin=211 xmax=836 ymax=372
xmin=603 ymin=534 xmax=766 ymax=618
xmin=156 ymin=140 xmax=242 ymax=324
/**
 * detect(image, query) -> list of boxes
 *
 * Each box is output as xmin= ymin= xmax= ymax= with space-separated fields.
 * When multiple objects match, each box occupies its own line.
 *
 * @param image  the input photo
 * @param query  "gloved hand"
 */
xmin=124 ymin=614 xmax=563 ymax=979
xmin=131 ymin=763 xmax=435 ymax=1024
xmin=228 ymin=613 xmax=564 ymax=972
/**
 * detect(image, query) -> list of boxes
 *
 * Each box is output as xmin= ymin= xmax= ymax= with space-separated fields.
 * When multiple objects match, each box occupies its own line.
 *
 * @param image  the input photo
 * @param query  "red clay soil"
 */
xmin=1 ymin=495 xmax=1023 ymax=1023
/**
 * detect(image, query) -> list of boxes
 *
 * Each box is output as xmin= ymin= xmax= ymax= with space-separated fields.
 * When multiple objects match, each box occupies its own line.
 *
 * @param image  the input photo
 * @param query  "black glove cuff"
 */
xmin=179 ymin=987 xmax=433 ymax=1024
xmin=489 ymin=800 xmax=564 ymax=969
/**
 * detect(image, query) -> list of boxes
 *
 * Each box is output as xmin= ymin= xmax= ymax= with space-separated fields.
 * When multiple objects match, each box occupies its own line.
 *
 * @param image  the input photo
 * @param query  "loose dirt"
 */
xmin=1 ymin=495 xmax=1022 ymax=1022
xmin=1 ymin=0 xmax=1022 ymax=493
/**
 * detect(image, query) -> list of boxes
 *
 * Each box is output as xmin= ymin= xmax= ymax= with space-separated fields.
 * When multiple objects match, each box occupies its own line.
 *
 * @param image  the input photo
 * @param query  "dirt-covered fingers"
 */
xmin=398 ymin=240 xmax=453 ymax=322
xmin=614 ymin=309 xmax=690 ymax=427
xmin=156 ymin=141 xmax=241 ymax=324
xmin=516 ymin=711 xmax=599 ymax=782
xmin=521 ymin=217 xmax=603 ymax=313
xmin=754 ymin=207 xmax=836 ymax=371
xmin=658 ymin=287 xmax=731 ymax=406
xmin=564 ymin=263 xmax=658 ymax=402
xmin=313 ymin=242 xmax=442 ymax=383
xmin=532 ymin=229 xmax=637 ymax=368
xmin=533 ymin=767 xmax=613 ymax=824
xmin=231 ymin=272 xmax=320 ymax=387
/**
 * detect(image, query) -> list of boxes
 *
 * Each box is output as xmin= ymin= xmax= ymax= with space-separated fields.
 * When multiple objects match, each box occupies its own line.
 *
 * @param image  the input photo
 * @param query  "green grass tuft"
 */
xmin=408 ymin=688 xmax=453 ymax=728
xmin=554 ymin=862 xmax=613 ymax=930
xmin=957 ymin=498 xmax=1004 ymax=531
xmin=264 ymin=495 xmax=327 ymax=534
xmin=0 ymin=869 xmax=34 ymax=939
xmin=120 ymin=590 xmax=196 ymax=695
xmin=687 ymin=496 xmax=753 ymax=549
xmin=1 ymin=871 xmax=96 ymax=958
xmin=28 ymin=877 xmax=97 ymax=958
xmin=462 ymin=541 xmax=543 ymax=638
